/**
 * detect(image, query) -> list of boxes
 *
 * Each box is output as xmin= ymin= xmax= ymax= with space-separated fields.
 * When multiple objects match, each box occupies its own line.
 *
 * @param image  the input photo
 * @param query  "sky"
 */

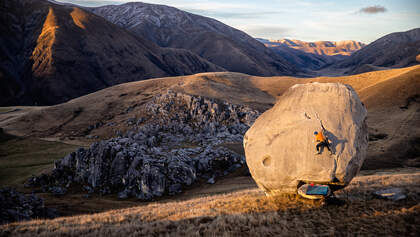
xmin=55 ymin=0 xmax=420 ymax=43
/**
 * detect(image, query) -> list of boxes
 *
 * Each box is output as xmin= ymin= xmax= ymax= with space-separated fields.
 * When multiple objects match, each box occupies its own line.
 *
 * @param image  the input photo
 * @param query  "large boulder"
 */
xmin=244 ymin=83 xmax=368 ymax=195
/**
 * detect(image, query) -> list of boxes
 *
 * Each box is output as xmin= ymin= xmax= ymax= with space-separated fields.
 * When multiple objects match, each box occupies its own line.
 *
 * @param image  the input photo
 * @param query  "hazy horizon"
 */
xmin=53 ymin=0 xmax=420 ymax=44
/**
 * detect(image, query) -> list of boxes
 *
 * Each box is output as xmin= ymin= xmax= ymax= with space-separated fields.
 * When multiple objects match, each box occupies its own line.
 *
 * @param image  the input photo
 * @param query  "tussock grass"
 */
xmin=1 ymin=171 xmax=419 ymax=236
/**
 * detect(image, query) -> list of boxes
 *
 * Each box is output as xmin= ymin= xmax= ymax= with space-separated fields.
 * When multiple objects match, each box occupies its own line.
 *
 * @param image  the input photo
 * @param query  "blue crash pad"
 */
xmin=306 ymin=185 xmax=329 ymax=195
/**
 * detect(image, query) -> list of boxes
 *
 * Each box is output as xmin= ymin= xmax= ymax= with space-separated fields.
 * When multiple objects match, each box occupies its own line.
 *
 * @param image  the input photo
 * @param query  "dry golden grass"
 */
xmin=3 ymin=65 xmax=419 ymax=139
xmin=31 ymin=7 xmax=57 ymax=77
xmin=70 ymin=8 xmax=88 ymax=30
xmin=1 ymin=170 xmax=419 ymax=236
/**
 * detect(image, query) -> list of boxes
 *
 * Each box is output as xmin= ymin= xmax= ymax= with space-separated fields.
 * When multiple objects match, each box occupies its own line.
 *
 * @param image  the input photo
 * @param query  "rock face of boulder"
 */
xmin=27 ymin=90 xmax=260 ymax=200
xmin=244 ymin=83 xmax=368 ymax=195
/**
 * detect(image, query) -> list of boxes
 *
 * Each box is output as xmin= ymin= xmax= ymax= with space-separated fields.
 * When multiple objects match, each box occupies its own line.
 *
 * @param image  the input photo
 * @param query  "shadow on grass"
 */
xmin=0 ymin=131 xmax=80 ymax=187
xmin=2 ymin=195 xmax=418 ymax=236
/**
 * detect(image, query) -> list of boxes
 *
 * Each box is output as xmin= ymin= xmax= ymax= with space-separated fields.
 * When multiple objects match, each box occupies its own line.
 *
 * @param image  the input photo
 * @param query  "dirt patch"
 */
xmin=220 ymin=142 xmax=244 ymax=155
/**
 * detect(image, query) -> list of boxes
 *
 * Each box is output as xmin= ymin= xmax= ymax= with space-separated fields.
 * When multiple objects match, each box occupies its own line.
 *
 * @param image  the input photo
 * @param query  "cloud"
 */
xmin=240 ymin=25 xmax=292 ymax=39
xmin=54 ymin=0 xmax=123 ymax=7
xmin=359 ymin=5 xmax=387 ymax=14
xmin=182 ymin=9 xmax=282 ymax=19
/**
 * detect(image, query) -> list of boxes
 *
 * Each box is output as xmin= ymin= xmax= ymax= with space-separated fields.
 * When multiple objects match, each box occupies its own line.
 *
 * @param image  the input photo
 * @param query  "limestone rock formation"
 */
xmin=0 ymin=188 xmax=58 ymax=224
xmin=244 ymin=83 xmax=368 ymax=195
xmin=27 ymin=90 xmax=260 ymax=200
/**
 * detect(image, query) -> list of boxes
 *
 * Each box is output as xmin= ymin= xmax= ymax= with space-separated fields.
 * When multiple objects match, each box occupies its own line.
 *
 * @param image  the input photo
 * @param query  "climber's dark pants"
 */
xmin=316 ymin=141 xmax=331 ymax=153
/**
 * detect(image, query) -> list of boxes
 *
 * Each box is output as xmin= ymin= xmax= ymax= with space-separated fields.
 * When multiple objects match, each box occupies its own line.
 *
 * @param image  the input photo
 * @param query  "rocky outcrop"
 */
xmin=244 ymin=83 xmax=368 ymax=195
xmin=0 ymin=188 xmax=58 ymax=224
xmin=27 ymin=91 xmax=260 ymax=200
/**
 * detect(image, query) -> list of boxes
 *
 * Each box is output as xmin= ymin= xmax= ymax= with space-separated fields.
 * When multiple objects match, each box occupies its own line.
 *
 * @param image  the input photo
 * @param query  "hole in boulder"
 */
xmin=369 ymin=133 xmax=388 ymax=141
xmin=262 ymin=155 xmax=271 ymax=167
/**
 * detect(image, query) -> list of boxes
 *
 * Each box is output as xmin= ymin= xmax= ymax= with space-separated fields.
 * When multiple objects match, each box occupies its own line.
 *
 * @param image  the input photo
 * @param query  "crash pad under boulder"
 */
xmin=297 ymin=184 xmax=331 ymax=199
xmin=244 ymin=82 xmax=368 ymax=195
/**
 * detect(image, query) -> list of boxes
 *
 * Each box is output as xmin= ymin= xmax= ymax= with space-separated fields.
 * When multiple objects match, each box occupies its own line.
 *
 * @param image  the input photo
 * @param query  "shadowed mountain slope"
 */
xmin=329 ymin=28 xmax=420 ymax=75
xmin=89 ymin=2 xmax=298 ymax=77
xmin=0 ymin=0 xmax=223 ymax=106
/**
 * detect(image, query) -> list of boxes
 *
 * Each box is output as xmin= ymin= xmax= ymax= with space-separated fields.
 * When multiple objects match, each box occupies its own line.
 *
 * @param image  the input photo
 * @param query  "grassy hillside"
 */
xmin=0 ymin=131 xmax=80 ymax=187
xmin=1 ymin=65 xmax=419 ymax=169
xmin=1 ymin=169 xmax=419 ymax=236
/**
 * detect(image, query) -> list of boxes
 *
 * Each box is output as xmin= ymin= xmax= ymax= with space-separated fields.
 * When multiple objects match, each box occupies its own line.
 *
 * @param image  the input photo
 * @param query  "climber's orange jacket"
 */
xmin=315 ymin=132 xmax=326 ymax=142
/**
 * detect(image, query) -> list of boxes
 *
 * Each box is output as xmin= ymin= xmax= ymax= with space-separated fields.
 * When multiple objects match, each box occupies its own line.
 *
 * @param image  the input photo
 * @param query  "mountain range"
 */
xmin=257 ymin=38 xmax=365 ymax=71
xmin=259 ymin=28 xmax=420 ymax=75
xmin=0 ymin=0 xmax=223 ymax=105
xmin=260 ymin=39 xmax=365 ymax=56
xmin=0 ymin=0 xmax=419 ymax=106
xmin=89 ymin=2 xmax=298 ymax=77
xmin=329 ymin=28 xmax=420 ymax=75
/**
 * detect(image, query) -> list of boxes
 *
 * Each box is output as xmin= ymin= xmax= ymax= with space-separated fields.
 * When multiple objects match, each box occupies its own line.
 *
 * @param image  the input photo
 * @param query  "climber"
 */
xmin=314 ymin=130 xmax=333 ymax=155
